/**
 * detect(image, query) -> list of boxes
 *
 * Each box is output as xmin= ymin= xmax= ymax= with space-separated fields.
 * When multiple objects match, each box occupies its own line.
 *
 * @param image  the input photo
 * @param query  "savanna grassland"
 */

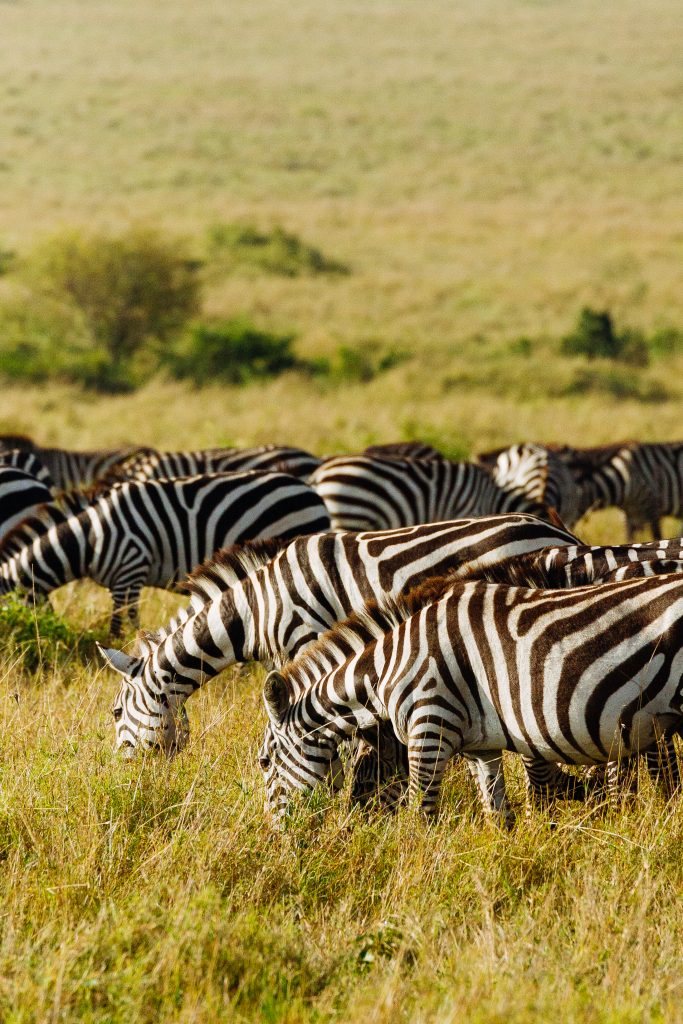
xmin=1 ymin=1 xmax=683 ymax=1020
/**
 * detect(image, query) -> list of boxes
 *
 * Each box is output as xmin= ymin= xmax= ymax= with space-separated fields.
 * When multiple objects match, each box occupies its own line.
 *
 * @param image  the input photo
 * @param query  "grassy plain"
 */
xmin=1 ymin=1 xmax=683 ymax=1021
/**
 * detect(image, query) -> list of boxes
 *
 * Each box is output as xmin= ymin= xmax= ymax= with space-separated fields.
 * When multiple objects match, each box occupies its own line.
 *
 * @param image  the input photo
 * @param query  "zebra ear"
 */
xmin=263 ymin=670 xmax=289 ymax=726
xmin=97 ymin=643 xmax=139 ymax=677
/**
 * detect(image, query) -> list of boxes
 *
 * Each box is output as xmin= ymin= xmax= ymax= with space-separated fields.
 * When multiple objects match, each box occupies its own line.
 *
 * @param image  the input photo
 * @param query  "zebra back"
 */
xmin=309 ymin=454 xmax=549 ymax=531
xmin=115 ymin=445 xmax=322 ymax=484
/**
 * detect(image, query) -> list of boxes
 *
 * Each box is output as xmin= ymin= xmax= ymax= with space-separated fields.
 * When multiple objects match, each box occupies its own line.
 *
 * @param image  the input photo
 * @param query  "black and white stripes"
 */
xmin=260 ymin=573 xmax=683 ymax=822
xmin=308 ymin=454 xmax=548 ymax=531
xmin=2 ymin=471 xmax=330 ymax=633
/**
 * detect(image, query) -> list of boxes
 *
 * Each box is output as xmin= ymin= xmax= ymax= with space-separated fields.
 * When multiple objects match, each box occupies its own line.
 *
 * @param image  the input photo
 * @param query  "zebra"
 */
xmin=111 ymin=445 xmax=323 ymax=484
xmin=1 ymin=471 xmax=330 ymax=634
xmin=362 ymin=441 xmax=445 ymax=461
xmin=350 ymin=549 xmax=683 ymax=809
xmin=551 ymin=442 xmax=683 ymax=540
xmin=308 ymin=454 xmax=550 ymax=532
xmin=476 ymin=443 xmax=584 ymax=528
xmin=0 ymin=467 xmax=55 ymax=541
xmin=0 ymin=449 xmax=55 ymax=489
xmin=259 ymin=573 xmax=683 ymax=825
xmin=99 ymin=513 xmax=583 ymax=812
xmin=0 ymin=436 xmax=149 ymax=492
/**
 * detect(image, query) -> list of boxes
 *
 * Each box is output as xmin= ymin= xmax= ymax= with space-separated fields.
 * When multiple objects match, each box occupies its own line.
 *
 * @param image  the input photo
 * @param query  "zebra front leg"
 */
xmin=109 ymin=580 xmax=144 ymax=636
xmin=465 ymin=752 xmax=514 ymax=828
xmin=350 ymin=723 xmax=409 ymax=811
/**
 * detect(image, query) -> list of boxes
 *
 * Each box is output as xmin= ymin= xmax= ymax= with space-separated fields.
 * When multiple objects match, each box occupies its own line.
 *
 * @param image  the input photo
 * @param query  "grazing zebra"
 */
xmin=552 ymin=442 xmax=683 ymax=540
xmin=0 ymin=467 xmax=55 ymax=541
xmin=308 ymin=454 xmax=549 ymax=531
xmin=100 ymin=513 xmax=581 ymax=810
xmin=1 ymin=471 xmax=330 ymax=634
xmin=0 ymin=449 xmax=55 ymax=489
xmin=259 ymin=573 xmax=683 ymax=824
xmin=0 ymin=435 xmax=149 ymax=492
xmin=112 ymin=445 xmax=322 ymax=484
xmin=476 ymin=443 xmax=583 ymax=527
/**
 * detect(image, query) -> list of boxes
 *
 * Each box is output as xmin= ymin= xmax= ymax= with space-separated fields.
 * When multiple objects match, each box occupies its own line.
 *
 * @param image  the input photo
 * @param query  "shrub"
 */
xmin=0 ymin=594 xmax=99 ymax=673
xmin=207 ymin=222 xmax=349 ymax=277
xmin=170 ymin=318 xmax=299 ymax=385
xmin=27 ymin=227 xmax=202 ymax=370
xmin=561 ymin=307 xmax=649 ymax=366
xmin=323 ymin=342 xmax=409 ymax=383
xmin=0 ymin=299 xmax=136 ymax=393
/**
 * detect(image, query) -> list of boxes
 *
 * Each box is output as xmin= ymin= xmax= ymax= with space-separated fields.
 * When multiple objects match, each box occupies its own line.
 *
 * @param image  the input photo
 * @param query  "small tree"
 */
xmin=29 ymin=227 xmax=201 ymax=369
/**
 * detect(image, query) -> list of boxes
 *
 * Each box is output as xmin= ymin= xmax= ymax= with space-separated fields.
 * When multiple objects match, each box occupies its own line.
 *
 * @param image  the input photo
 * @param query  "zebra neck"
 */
xmin=294 ymin=658 xmax=385 ymax=742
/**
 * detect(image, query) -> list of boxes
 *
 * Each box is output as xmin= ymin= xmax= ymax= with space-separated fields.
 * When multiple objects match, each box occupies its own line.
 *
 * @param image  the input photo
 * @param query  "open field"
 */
xmin=1 ymin=1 xmax=683 ymax=1021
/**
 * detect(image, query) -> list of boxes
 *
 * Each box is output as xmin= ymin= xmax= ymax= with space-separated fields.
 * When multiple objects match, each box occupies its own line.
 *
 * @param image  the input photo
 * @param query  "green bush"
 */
xmin=27 ymin=227 xmax=202 ymax=371
xmin=561 ymin=307 xmax=649 ymax=366
xmin=322 ymin=342 xmax=409 ymax=383
xmin=207 ymin=222 xmax=349 ymax=277
xmin=0 ymin=299 xmax=136 ymax=393
xmin=0 ymin=594 xmax=99 ymax=673
xmin=170 ymin=318 xmax=299 ymax=385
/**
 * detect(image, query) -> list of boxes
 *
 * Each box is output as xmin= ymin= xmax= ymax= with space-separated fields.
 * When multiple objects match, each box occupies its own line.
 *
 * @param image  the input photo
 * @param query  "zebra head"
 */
xmin=260 ymin=670 xmax=344 ymax=825
xmin=97 ymin=644 xmax=190 ymax=757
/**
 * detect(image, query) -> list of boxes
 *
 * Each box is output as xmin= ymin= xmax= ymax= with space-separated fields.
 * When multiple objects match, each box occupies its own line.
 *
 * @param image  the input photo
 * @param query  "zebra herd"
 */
xmin=2 ymin=432 xmax=683 ymax=827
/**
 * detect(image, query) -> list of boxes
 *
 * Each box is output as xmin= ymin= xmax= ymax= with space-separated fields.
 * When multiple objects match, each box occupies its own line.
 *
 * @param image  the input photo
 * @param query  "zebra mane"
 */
xmin=457 ymin=553 xmax=556 ymax=588
xmin=278 ymin=571 xmax=461 ymax=688
xmin=181 ymin=536 xmax=295 ymax=598
xmin=0 ymin=433 xmax=35 ymax=451
xmin=133 ymin=584 xmax=241 ymax=655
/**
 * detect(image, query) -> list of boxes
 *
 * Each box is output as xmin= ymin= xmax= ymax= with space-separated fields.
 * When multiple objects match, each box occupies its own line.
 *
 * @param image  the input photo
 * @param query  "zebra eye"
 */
xmin=258 ymin=755 xmax=271 ymax=770
xmin=113 ymin=707 xmax=123 ymax=721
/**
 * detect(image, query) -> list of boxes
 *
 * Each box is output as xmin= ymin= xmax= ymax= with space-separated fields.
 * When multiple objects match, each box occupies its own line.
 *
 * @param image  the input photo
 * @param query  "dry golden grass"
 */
xmin=1 ymin=0 xmax=683 ymax=1019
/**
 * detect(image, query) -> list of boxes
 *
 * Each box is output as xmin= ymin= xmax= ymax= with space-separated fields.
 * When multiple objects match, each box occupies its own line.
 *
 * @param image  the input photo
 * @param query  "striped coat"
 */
xmin=309 ymin=454 xmax=548 ymax=531
xmin=114 ymin=445 xmax=322 ymax=483
xmin=0 ymin=449 xmax=55 ymax=489
xmin=1 ymin=471 xmax=330 ymax=634
xmin=100 ymin=513 xmax=581 ymax=810
xmin=0 ymin=467 xmax=55 ymax=541
xmin=476 ymin=443 xmax=583 ymax=527
xmin=260 ymin=574 xmax=683 ymax=823
xmin=0 ymin=436 xmax=148 ymax=492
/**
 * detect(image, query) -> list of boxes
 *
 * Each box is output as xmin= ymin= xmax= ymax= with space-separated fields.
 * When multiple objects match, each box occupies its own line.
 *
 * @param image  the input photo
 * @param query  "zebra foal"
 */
xmin=259 ymin=574 xmax=683 ymax=824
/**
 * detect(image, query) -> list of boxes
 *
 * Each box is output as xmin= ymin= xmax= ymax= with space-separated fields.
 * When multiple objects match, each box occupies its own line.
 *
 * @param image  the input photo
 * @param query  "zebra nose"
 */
xmin=118 ymin=740 xmax=135 ymax=760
